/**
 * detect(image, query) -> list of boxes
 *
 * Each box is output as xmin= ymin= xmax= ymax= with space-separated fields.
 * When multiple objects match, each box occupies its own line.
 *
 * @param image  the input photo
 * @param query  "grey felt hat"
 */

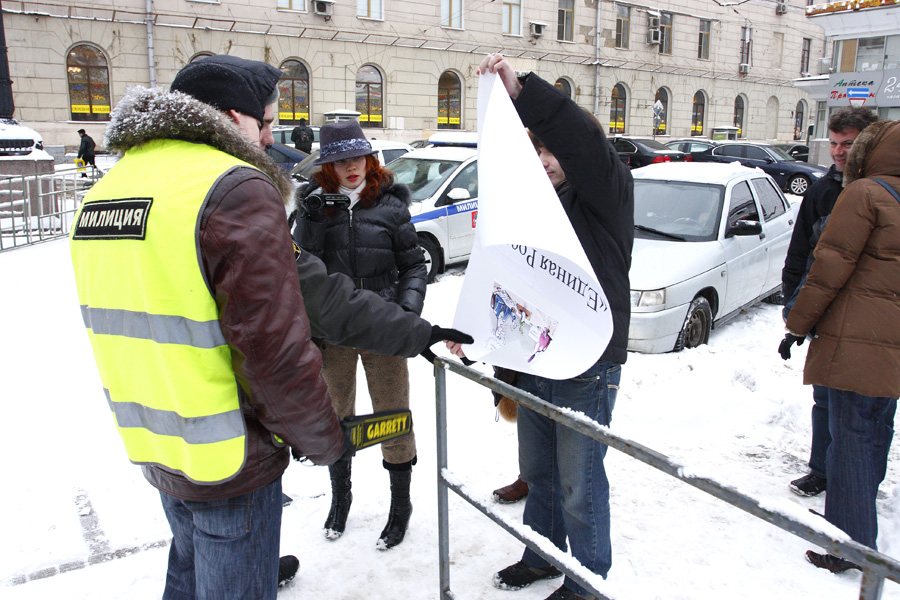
xmin=315 ymin=120 xmax=376 ymax=165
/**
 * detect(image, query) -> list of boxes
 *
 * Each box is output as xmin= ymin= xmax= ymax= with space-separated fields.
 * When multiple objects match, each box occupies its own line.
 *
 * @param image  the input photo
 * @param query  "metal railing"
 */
xmin=433 ymin=357 xmax=900 ymax=600
xmin=0 ymin=166 xmax=97 ymax=252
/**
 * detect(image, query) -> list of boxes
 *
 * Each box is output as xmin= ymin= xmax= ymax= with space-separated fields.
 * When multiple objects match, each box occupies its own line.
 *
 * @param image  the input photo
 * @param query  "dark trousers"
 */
xmin=825 ymin=388 xmax=897 ymax=549
xmin=808 ymin=384 xmax=831 ymax=478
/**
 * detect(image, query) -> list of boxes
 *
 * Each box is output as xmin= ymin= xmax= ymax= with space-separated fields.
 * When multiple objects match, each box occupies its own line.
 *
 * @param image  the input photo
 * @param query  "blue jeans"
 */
xmin=809 ymin=385 xmax=831 ymax=478
xmin=516 ymin=360 xmax=621 ymax=594
xmin=825 ymin=388 xmax=897 ymax=549
xmin=160 ymin=477 xmax=283 ymax=600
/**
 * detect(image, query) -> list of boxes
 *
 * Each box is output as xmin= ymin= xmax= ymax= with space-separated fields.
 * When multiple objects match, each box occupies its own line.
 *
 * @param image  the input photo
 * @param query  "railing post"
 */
xmin=861 ymin=568 xmax=885 ymax=600
xmin=435 ymin=362 xmax=453 ymax=599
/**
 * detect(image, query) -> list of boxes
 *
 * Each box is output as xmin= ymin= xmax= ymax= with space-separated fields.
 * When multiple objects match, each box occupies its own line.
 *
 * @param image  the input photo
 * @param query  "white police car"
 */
xmin=387 ymin=132 xmax=478 ymax=282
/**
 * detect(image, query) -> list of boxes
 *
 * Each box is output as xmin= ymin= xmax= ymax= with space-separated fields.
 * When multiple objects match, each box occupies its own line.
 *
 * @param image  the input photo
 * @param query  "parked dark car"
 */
xmin=265 ymin=143 xmax=308 ymax=172
xmin=611 ymin=136 xmax=689 ymax=168
xmin=773 ymin=143 xmax=810 ymax=162
xmin=665 ymin=138 xmax=719 ymax=162
xmin=705 ymin=142 xmax=826 ymax=196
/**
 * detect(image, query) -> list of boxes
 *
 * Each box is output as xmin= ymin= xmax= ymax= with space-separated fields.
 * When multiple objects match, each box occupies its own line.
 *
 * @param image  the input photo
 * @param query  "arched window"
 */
xmin=794 ymin=100 xmax=806 ymax=141
xmin=733 ymin=96 xmax=745 ymax=139
xmin=278 ymin=60 xmax=310 ymax=125
xmin=356 ymin=65 xmax=384 ymax=128
xmin=653 ymin=88 xmax=668 ymax=136
xmin=67 ymin=45 xmax=110 ymax=122
xmin=555 ymin=78 xmax=572 ymax=98
xmin=691 ymin=91 xmax=706 ymax=137
xmin=438 ymin=71 xmax=461 ymax=130
xmin=609 ymin=83 xmax=627 ymax=134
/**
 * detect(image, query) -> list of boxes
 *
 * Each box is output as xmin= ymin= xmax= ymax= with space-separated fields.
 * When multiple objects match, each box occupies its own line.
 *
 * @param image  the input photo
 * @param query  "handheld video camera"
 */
xmin=304 ymin=193 xmax=351 ymax=213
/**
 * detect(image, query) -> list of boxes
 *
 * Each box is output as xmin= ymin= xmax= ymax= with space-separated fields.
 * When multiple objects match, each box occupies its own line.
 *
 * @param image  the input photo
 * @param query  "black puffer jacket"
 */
xmin=293 ymin=180 xmax=427 ymax=315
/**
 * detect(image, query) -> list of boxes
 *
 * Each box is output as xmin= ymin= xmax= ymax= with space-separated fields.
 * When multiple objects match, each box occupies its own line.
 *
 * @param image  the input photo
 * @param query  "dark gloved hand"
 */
xmin=420 ymin=325 xmax=474 ymax=364
xmin=779 ymin=333 xmax=805 ymax=360
xmin=339 ymin=421 xmax=357 ymax=460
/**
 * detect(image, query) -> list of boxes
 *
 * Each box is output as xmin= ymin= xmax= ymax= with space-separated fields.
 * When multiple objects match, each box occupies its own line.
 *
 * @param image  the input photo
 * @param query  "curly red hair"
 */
xmin=314 ymin=155 xmax=393 ymax=207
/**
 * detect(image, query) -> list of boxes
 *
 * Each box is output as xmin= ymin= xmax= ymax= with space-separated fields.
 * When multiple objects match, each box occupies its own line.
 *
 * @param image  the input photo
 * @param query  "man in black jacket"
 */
xmin=780 ymin=105 xmax=875 ymax=498
xmin=477 ymin=54 xmax=633 ymax=600
xmin=76 ymin=128 xmax=96 ymax=177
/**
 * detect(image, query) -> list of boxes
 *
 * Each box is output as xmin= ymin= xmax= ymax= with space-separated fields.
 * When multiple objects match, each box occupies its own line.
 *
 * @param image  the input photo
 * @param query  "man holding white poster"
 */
xmin=462 ymin=54 xmax=634 ymax=600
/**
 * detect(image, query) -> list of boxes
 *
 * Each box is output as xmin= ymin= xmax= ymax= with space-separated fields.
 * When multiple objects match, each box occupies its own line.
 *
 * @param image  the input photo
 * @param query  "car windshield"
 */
xmin=634 ymin=180 xmax=724 ymax=241
xmin=291 ymin=150 xmax=321 ymax=181
xmin=768 ymin=146 xmax=795 ymax=161
xmin=389 ymin=156 xmax=463 ymax=202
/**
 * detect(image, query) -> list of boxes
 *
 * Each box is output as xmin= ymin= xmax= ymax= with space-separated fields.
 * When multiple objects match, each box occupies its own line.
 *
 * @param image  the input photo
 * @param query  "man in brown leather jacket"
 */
xmin=80 ymin=55 xmax=469 ymax=600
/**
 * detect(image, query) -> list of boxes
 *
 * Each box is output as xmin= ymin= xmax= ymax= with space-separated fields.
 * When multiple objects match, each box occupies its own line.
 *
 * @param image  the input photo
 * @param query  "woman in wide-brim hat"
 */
xmin=291 ymin=119 xmax=427 ymax=550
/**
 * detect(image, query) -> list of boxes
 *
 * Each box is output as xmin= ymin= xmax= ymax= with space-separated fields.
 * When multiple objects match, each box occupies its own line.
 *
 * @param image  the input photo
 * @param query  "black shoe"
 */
xmin=493 ymin=561 xmax=563 ymax=590
xmin=544 ymin=585 xmax=599 ymax=600
xmin=806 ymin=550 xmax=860 ymax=573
xmin=278 ymin=555 xmax=299 ymax=587
xmin=281 ymin=493 xmax=293 ymax=507
xmin=790 ymin=473 xmax=827 ymax=497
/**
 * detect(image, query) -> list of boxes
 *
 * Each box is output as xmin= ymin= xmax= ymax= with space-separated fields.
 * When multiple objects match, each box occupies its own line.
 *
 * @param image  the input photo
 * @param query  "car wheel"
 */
xmin=674 ymin=296 xmax=712 ymax=352
xmin=763 ymin=288 xmax=784 ymax=305
xmin=418 ymin=235 xmax=441 ymax=284
xmin=787 ymin=174 xmax=810 ymax=196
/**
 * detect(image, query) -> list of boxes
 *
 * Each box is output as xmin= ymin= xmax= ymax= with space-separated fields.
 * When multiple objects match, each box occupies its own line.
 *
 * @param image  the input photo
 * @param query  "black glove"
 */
xmin=778 ymin=333 xmax=805 ymax=360
xmin=420 ymin=325 xmax=474 ymax=364
xmin=339 ymin=422 xmax=356 ymax=460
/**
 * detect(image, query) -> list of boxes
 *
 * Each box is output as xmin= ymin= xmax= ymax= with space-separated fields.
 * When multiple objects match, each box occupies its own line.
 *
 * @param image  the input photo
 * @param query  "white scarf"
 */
xmin=339 ymin=181 xmax=367 ymax=210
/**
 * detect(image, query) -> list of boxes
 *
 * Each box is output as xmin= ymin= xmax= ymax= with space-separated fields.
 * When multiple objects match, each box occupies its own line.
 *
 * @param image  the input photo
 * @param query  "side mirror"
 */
xmin=727 ymin=220 xmax=763 ymax=237
xmin=446 ymin=187 xmax=471 ymax=201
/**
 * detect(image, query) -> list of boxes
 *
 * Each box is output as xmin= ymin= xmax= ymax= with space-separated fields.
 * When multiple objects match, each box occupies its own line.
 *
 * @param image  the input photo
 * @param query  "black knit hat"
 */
xmin=315 ymin=120 xmax=376 ymax=165
xmin=170 ymin=55 xmax=281 ymax=123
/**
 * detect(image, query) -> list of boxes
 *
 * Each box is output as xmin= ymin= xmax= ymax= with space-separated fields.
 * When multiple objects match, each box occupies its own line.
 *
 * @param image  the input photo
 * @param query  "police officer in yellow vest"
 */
xmin=69 ymin=55 xmax=344 ymax=599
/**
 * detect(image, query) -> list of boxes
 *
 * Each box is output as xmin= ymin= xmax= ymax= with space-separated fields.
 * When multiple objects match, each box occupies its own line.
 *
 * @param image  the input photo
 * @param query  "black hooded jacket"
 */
xmin=513 ymin=73 xmax=634 ymax=364
xmin=293 ymin=179 xmax=428 ymax=316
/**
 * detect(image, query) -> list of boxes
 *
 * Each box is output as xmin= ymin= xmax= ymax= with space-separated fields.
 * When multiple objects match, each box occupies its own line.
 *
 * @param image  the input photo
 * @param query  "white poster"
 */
xmin=451 ymin=73 xmax=613 ymax=380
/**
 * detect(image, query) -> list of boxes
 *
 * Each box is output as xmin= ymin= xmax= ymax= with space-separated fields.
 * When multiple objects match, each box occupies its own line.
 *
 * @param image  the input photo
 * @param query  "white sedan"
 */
xmin=628 ymin=162 xmax=799 ymax=353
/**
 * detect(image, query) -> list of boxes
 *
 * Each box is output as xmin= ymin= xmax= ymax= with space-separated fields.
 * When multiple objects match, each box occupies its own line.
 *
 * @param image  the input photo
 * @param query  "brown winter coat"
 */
xmin=786 ymin=120 xmax=900 ymax=398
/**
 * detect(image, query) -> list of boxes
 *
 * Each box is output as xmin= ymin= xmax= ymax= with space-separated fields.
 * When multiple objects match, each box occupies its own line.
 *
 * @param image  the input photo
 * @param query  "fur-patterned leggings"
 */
xmin=320 ymin=343 xmax=416 ymax=464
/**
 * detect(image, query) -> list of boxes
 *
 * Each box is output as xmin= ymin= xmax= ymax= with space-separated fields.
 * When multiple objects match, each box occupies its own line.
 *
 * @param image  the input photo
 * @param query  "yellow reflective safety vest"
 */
xmin=70 ymin=139 xmax=252 ymax=484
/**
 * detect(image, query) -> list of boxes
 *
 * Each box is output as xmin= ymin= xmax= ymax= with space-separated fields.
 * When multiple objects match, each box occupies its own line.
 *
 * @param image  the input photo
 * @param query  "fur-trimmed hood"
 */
xmin=104 ymin=86 xmax=293 ymax=203
xmin=844 ymin=119 xmax=900 ymax=187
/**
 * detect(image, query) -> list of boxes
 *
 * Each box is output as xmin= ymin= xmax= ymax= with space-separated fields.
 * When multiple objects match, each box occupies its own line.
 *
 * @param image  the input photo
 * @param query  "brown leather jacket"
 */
xmin=103 ymin=86 xmax=345 ymax=501
xmin=141 ymin=166 xmax=345 ymax=501
xmin=786 ymin=120 xmax=900 ymax=398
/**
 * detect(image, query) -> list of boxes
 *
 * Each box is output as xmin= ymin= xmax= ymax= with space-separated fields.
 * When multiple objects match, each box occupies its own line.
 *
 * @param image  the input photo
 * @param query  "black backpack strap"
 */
xmin=871 ymin=178 xmax=900 ymax=204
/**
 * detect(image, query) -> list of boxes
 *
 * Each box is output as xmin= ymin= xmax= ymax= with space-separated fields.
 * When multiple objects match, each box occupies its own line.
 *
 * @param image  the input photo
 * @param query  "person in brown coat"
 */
xmin=784 ymin=119 xmax=900 ymax=573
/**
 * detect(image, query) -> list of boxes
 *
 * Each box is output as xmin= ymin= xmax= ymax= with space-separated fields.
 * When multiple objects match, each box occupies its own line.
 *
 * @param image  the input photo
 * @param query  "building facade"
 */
xmin=3 ymin=0 xmax=825 ymax=148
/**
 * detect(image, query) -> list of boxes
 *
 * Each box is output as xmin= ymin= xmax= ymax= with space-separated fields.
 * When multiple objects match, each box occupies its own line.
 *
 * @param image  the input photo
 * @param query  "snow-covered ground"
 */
xmin=3 ymin=238 xmax=900 ymax=600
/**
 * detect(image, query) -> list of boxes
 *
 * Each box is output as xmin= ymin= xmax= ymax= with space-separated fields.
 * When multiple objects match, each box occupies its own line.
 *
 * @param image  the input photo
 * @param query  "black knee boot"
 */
xmin=323 ymin=456 xmax=352 ymax=541
xmin=377 ymin=459 xmax=414 ymax=550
